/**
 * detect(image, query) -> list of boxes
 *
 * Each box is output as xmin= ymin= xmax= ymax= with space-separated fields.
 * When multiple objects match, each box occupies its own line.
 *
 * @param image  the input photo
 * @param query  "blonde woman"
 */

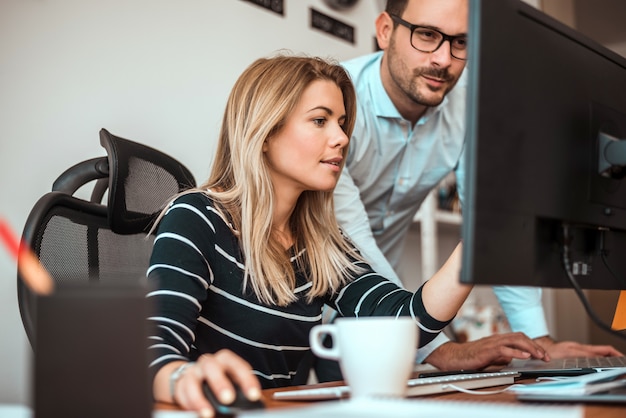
xmin=146 ymin=54 xmax=543 ymax=416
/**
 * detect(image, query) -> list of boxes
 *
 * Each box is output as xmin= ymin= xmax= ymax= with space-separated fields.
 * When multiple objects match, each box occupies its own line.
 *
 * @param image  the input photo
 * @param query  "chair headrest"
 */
xmin=99 ymin=128 xmax=196 ymax=234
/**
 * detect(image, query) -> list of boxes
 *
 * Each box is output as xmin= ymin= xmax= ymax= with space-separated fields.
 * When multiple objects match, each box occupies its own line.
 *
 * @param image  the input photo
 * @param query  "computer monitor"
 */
xmin=461 ymin=0 xmax=626 ymax=290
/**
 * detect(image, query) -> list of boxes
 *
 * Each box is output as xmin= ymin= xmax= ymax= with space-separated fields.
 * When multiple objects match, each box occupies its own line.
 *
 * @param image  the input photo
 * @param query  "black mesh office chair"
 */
xmin=17 ymin=128 xmax=196 ymax=347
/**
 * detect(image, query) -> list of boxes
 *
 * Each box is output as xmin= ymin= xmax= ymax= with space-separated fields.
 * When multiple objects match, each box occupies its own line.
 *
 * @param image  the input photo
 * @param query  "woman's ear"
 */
xmin=375 ymin=11 xmax=393 ymax=50
xmin=262 ymin=139 xmax=269 ymax=152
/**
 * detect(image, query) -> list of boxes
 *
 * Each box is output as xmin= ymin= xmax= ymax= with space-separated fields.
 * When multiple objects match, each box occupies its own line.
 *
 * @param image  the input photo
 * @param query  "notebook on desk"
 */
xmin=502 ymin=355 xmax=626 ymax=377
xmin=517 ymin=387 xmax=626 ymax=404
xmin=511 ymin=367 xmax=626 ymax=404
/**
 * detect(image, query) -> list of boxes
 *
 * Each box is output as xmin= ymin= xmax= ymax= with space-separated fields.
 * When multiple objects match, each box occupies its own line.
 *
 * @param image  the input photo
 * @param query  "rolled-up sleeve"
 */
xmin=493 ymin=286 xmax=548 ymax=338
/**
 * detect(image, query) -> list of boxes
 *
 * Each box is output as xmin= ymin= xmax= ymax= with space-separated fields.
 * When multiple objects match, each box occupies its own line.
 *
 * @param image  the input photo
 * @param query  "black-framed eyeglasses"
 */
xmin=389 ymin=14 xmax=468 ymax=60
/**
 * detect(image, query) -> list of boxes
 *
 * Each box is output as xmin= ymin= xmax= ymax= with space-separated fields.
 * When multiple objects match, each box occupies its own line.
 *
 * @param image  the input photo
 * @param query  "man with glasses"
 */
xmin=321 ymin=0 xmax=621 ymax=378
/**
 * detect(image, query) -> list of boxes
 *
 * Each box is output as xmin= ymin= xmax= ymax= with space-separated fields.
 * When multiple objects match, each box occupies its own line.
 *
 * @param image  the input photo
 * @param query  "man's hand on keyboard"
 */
xmin=533 ymin=336 xmax=624 ymax=359
xmin=422 ymin=332 xmax=549 ymax=371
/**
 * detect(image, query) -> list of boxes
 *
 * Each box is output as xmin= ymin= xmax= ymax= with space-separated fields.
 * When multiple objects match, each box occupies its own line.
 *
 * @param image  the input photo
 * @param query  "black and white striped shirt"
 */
xmin=147 ymin=192 xmax=450 ymax=389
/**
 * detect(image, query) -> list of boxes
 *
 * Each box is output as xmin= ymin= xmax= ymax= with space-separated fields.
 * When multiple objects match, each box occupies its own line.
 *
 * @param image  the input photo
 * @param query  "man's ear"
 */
xmin=375 ymin=11 xmax=393 ymax=50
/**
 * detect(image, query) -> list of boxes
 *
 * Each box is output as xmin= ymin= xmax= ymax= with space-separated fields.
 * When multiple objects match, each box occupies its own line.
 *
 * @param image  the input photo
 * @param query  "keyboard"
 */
xmin=506 ymin=355 xmax=626 ymax=375
xmin=561 ymin=356 xmax=626 ymax=369
xmin=272 ymin=371 xmax=519 ymax=401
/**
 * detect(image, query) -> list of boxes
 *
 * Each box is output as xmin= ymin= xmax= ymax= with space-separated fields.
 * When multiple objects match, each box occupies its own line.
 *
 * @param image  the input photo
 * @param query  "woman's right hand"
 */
xmin=156 ymin=349 xmax=262 ymax=417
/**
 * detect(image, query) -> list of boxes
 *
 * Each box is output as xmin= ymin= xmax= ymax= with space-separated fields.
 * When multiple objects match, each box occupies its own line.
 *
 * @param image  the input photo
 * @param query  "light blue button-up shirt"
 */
xmin=335 ymin=52 xmax=548 ymax=361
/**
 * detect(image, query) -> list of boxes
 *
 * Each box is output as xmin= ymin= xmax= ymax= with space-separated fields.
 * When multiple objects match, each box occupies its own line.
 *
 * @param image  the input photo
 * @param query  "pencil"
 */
xmin=0 ymin=217 xmax=54 ymax=295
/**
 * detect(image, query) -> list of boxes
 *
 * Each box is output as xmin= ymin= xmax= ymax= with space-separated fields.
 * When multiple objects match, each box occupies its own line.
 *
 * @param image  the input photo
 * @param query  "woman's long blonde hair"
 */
xmin=211 ymin=54 xmax=364 ymax=306
xmin=171 ymin=54 xmax=361 ymax=306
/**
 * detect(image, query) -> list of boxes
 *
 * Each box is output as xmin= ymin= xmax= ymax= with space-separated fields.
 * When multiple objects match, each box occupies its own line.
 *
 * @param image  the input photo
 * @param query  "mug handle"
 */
xmin=309 ymin=324 xmax=340 ymax=360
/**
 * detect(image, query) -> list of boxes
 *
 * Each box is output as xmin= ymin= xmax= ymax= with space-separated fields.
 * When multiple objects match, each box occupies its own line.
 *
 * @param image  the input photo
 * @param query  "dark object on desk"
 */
xmin=202 ymin=382 xmax=265 ymax=416
xmin=34 ymin=280 xmax=153 ymax=418
xmin=517 ymin=369 xmax=598 ymax=379
xmin=17 ymin=128 xmax=196 ymax=348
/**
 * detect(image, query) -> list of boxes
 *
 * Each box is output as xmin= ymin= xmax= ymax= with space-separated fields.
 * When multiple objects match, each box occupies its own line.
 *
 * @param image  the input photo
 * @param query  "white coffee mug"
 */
xmin=309 ymin=316 xmax=418 ymax=398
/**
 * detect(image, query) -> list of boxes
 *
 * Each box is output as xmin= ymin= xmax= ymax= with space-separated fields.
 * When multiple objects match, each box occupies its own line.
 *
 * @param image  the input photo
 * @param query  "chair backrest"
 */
xmin=17 ymin=128 xmax=196 ymax=347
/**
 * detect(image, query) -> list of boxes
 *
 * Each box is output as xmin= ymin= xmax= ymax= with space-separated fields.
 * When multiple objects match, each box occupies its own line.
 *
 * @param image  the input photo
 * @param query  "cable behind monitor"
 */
xmin=562 ymin=224 xmax=626 ymax=342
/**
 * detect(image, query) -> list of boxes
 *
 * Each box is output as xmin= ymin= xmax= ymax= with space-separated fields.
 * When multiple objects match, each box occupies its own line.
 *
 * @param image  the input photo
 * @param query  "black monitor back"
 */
xmin=461 ymin=0 xmax=626 ymax=289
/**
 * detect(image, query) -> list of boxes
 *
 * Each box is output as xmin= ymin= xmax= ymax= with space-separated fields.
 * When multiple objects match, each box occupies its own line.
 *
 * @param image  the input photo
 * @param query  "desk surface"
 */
xmin=264 ymin=381 xmax=624 ymax=418
xmin=154 ymin=378 xmax=626 ymax=418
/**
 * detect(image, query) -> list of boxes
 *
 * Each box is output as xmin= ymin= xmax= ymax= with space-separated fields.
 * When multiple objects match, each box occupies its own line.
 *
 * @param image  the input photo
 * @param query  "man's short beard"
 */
xmin=415 ymin=66 xmax=453 ymax=84
xmin=406 ymin=66 xmax=456 ymax=107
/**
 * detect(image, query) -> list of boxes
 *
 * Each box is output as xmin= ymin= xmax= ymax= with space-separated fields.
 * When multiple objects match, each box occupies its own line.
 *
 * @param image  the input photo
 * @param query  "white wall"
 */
xmin=0 ymin=0 xmax=381 ymax=404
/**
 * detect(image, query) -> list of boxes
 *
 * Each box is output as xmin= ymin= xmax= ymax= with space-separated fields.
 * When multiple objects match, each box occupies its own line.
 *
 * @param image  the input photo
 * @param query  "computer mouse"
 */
xmin=202 ymin=381 xmax=265 ymax=416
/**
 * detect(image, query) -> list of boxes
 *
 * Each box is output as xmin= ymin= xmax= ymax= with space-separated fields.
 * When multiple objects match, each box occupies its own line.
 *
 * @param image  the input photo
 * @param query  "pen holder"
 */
xmin=33 ymin=280 xmax=152 ymax=418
